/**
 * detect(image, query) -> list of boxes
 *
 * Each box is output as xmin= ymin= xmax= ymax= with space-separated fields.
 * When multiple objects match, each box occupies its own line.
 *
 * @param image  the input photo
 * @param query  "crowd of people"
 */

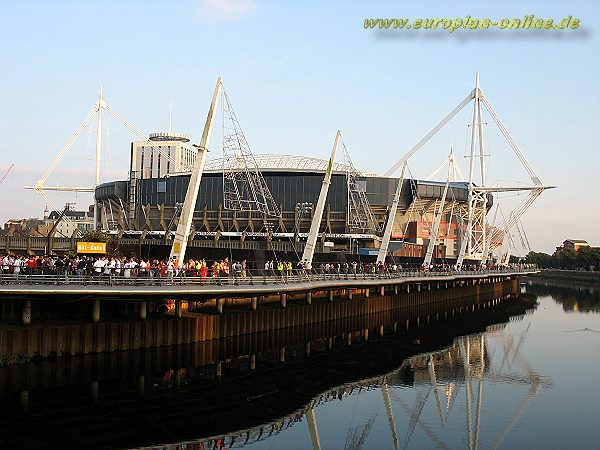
xmin=318 ymin=261 xmax=402 ymax=274
xmin=0 ymin=254 xmax=249 ymax=280
xmin=0 ymin=253 xmax=528 ymax=281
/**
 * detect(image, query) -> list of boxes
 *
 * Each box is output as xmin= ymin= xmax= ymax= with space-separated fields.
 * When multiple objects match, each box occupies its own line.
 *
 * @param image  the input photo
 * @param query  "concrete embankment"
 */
xmin=0 ymin=278 xmax=519 ymax=360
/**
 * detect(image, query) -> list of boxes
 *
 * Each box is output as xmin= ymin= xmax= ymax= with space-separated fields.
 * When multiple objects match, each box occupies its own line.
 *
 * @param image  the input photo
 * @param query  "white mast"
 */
xmin=169 ymin=77 xmax=223 ymax=265
xmin=466 ymin=72 xmax=479 ymax=259
xmin=423 ymin=147 xmax=453 ymax=267
xmin=169 ymin=96 xmax=173 ymax=133
xmin=457 ymin=71 xmax=492 ymax=265
xmin=94 ymin=84 xmax=104 ymax=229
xmin=376 ymin=161 xmax=407 ymax=264
xmin=476 ymin=71 xmax=488 ymax=263
xmin=301 ymin=130 xmax=342 ymax=269
xmin=27 ymin=85 xmax=192 ymax=235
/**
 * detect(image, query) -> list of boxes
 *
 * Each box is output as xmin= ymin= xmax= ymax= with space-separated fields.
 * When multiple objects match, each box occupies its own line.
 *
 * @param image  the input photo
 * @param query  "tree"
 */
xmin=555 ymin=248 xmax=577 ymax=269
xmin=524 ymin=247 xmax=600 ymax=271
xmin=524 ymin=251 xmax=554 ymax=268
xmin=576 ymin=246 xmax=600 ymax=271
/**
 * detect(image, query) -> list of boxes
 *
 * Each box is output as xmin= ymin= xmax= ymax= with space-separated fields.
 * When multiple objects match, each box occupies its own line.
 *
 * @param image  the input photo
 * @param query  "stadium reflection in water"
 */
xmin=1 ymin=284 xmax=599 ymax=449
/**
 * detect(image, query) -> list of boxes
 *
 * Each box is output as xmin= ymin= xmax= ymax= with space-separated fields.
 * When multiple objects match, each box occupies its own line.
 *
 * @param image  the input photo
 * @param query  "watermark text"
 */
xmin=364 ymin=15 xmax=580 ymax=33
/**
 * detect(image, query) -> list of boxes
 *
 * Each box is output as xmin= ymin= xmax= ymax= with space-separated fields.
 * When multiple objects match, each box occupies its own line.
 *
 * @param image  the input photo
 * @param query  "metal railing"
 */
xmin=0 ymin=267 xmax=536 ymax=288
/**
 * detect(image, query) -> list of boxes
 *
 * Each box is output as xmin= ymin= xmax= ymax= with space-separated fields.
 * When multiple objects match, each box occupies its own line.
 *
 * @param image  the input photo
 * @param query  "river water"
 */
xmin=1 ymin=281 xmax=599 ymax=449
xmin=233 ymin=285 xmax=600 ymax=449
xmin=237 ymin=282 xmax=600 ymax=450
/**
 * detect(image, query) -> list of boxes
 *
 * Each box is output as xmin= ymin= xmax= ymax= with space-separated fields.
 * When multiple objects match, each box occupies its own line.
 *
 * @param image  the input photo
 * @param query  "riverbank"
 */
xmin=528 ymin=269 xmax=600 ymax=286
xmin=0 ymin=278 xmax=519 ymax=361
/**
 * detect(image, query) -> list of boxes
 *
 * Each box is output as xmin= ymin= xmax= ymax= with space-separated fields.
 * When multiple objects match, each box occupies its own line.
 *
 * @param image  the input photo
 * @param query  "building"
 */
xmin=558 ymin=239 xmax=590 ymax=252
xmin=2 ymin=204 xmax=96 ymax=242
xmin=46 ymin=205 xmax=95 ymax=238
xmin=131 ymin=132 xmax=197 ymax=180
xmin=96 ymin=147 xmax=495 ymax=265
xmin=3 ymin=218 xmax=44 ymax=236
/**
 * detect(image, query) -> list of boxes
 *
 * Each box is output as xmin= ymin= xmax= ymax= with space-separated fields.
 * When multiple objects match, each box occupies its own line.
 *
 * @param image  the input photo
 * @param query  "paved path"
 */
xmin=0 ymin=270 xmax=537 ymax=300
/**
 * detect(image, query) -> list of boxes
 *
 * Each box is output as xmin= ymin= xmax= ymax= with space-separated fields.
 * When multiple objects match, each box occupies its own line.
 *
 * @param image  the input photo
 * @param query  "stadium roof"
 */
xmin=203 ymin=154 xmax=379 ymax=176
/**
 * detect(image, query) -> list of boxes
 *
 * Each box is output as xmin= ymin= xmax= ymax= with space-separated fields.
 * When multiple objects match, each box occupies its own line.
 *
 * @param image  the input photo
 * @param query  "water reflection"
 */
xmin=0 ymin=292 xmax=530 ymax=449
xmin=525 ymin=280 xmax=600 ymax=314
xmin=7 ymin=284 xmax=600 ymax=449
xmin=225 ymin=286 xmax=600 ymax=450
xmin=391 ymin=330 xmax=550 ymax=450
xmin=236 ymin=330 xmax=550 ymax=450
xmin=143 ymin=300 xmax=541 ymax=450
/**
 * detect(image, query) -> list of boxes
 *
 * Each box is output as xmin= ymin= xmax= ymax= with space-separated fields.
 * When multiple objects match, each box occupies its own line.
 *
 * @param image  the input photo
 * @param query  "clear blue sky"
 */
xmin=0 ymin=0 xmax=598 ymax=253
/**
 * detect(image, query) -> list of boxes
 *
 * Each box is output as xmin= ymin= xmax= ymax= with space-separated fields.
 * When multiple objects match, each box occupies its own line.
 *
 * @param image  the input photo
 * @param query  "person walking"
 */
xmin=13 ymin=256 xmax=22 ymax=278
xmin=123 ymin=259 xmax=132 ymax=279
xmin=2 ymin=254 xmax=12 ymax=275
xmin=93 ymin=257 xmax=105 ymax=277
xmin=166 ymin=258 xmax=174 ymax=282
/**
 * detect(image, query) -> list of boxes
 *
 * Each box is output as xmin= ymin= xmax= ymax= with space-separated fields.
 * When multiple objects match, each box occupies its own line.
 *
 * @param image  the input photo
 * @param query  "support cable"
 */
xmin=384 ymin=91 xmax=475 ymax=177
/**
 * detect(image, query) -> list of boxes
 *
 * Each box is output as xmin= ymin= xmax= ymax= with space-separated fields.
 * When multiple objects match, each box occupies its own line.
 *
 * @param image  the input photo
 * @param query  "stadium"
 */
xmin=94 ymin=137 xmax=493 ymax=266
xmin=27 ymin=75 xmax=550 ymax=267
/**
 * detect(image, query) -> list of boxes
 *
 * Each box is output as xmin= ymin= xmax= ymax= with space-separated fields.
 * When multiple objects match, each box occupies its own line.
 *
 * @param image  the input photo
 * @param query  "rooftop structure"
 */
xmin=201 ymin=154 xmax=372 ymax=175
xmin=149 ymin=131 xmax=190 ymax=142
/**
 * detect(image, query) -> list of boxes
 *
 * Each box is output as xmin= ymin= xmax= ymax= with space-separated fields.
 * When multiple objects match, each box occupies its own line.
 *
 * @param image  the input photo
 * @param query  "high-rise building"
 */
xmin=130 ymin=132 xmax=196 ymax=179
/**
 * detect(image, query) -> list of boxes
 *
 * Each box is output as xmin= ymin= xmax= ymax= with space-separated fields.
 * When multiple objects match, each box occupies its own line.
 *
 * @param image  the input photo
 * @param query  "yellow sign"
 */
xmin=173 ymin=242 xmax=181 ymax=254
xmin=77 ymin=242 xmax=107 ymax=254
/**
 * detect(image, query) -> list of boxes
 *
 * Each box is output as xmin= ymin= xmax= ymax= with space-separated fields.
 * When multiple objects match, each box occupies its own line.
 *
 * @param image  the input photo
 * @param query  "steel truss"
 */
xmin=221 ymin=90 xmax=280 ymax=217
xmin=25 ymin=86 xmax=187 ymax=232
xmin=380 ymin=72 xmax=554 ymax=265
xmin=342 ymin=139 xmax=379 ymax=234
xmin=300 ymin=131 xmax=380 ymax=269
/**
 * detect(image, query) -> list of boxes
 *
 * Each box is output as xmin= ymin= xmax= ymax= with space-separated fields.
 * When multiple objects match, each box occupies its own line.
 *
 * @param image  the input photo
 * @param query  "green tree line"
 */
xmin=525 ymin=246 xmax=600 ymax=271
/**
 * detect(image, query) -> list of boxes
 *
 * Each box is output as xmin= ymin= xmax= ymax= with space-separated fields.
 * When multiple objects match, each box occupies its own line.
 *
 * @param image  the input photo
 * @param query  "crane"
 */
xmin=0 ymin=164 xmax=14 ymax=187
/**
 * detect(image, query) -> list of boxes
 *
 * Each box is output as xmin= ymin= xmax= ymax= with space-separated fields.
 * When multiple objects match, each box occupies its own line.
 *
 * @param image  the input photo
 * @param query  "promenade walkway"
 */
xmin=0 ymin=268 xmax=538 ymax=300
